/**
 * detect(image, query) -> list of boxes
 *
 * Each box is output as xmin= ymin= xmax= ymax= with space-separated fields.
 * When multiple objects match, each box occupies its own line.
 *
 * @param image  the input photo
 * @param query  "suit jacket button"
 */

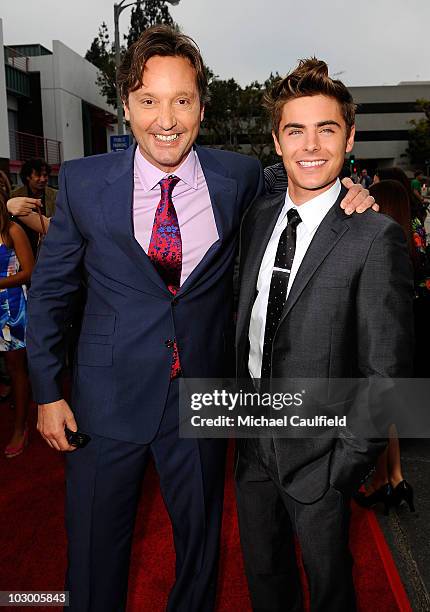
xmin=171 ymin=297 xmax=178 ymax=306
xmin=165 ymin=339 xmax=174 ymax=348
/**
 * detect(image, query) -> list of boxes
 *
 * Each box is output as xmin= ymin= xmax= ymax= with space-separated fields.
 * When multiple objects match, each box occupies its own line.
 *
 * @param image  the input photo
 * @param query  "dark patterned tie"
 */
xmin=148 ymin=175 xmax=182 ymax=379
xmin=261 ymin=208 xmax=302 ymax=379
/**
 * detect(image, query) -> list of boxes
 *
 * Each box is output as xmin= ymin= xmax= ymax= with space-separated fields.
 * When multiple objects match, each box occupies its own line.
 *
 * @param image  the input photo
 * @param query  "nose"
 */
xmin=157 ymin=102 xmax=177 ymax=132
xmin=303 ymin=129 xmax=320 ymax=153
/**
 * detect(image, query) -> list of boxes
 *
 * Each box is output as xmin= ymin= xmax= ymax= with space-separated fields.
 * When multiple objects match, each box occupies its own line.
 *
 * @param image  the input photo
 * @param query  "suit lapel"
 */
xmin=236 ymin=193 xmax=285 ymax=346
xmin=100 ymin=144 xmax=170 ymax=295
xmin=178 ymin=146 xmax=238 ymax=296
xmin=280 ymin=187 xmax=350 ymax=322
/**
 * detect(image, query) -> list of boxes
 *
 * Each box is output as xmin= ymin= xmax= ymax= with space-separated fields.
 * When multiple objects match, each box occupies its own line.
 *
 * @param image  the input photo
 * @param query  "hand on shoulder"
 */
xmin=340 ymin=178 xmax=379 ymax=215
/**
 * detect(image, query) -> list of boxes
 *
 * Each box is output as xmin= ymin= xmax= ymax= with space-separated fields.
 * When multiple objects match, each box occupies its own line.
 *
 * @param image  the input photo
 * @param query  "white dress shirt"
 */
xmin=248 ymin=179 xmax=341 ymax=379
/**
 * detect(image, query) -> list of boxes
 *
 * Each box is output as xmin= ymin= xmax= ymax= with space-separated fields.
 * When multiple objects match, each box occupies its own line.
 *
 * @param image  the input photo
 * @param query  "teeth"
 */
xmin=155 ymin=134 xmax=179 ymax=142
xmin=298 ymin=160 xmax=326 ymax=167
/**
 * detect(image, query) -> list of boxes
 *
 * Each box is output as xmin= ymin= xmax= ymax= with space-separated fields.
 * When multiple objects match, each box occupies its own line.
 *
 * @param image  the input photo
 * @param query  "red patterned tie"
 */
xmin=148 ymin=176 xmax=182 ymax=379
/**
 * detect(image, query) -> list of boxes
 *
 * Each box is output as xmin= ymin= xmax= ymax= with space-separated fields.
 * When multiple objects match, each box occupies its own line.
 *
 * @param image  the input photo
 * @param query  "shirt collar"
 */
xmin=134 ymin=146 xmax=198 ymax=192
xmin=283 ymin=179 xmax=341 ymax=234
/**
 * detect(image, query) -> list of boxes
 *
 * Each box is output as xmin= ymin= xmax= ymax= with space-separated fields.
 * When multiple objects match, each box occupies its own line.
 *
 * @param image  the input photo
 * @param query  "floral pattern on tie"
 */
xmin=148 ymin=176 xmax=182 ymax=378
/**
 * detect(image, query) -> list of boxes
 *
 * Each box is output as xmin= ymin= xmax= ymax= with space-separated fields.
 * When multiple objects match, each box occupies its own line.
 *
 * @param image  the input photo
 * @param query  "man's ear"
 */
xmin=200 ymin=105 xmax=205 ymax=122
xmin=272 ymin=130 xmax=282 ymax=157
xmin=123 ymin=100 xmax=130 ymax=122
xmin=345 ymin=125 xmax=355 ymax=154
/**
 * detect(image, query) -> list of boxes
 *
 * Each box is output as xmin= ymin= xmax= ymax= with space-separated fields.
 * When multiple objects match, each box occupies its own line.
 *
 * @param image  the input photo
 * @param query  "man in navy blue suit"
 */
xmin=27 ymin=25 xmax=375 ymax=612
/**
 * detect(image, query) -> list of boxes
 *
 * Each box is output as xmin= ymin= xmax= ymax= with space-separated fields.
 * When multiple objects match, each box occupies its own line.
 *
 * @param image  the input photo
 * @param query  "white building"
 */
xmin=0 ymin=18 xmax=116 ymax=184
xmin=0 ymin=20 xmax=10 ymax=163
xmin=350 ymin=82 xmax=430 ymax=173
xmin=28 ymin=40 xmax=116 ymax=162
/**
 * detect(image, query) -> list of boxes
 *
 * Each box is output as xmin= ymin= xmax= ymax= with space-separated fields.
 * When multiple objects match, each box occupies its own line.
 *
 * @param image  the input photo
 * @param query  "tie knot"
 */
xmin=287 ymin=208 xmax=302 ymax=228
xmin=160 ymin=175 xmax=180 ymax=196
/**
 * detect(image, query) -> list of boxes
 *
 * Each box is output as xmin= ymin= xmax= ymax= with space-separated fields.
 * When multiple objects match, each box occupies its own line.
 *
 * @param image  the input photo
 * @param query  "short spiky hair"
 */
xmin=264 ymin=58 xmax=356 ymax=137
xmin=117 ymin=24 xmax=208 ymax=105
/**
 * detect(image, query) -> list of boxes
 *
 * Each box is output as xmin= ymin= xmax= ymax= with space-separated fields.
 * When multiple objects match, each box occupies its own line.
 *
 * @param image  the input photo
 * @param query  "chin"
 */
xmin=299 ymin=180 xmax=328 ymax=191
xmin=300 ymin=174 xmax=337 ymax=190
xmin=152 ymin=153 xmax=181 ymax=168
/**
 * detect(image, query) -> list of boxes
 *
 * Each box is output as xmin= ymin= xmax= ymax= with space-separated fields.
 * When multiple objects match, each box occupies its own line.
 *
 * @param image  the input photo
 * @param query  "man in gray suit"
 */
xmin=235 ymin=58 xmax=414 ymax=611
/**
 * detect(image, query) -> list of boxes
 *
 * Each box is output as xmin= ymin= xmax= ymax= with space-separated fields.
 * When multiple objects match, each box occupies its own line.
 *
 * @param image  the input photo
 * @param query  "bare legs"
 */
xmin=366 ymin=425 xmax=404 ymax=494
xmin=387 ymin=425 xmax=404 ymax=487
xmin=4 ymin=348 xmax=30 ymax=451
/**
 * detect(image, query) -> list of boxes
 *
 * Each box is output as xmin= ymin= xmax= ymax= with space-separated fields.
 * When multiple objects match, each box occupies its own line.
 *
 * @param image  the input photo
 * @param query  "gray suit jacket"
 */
xmin=236 ymin=185 xmax=414 ymax=503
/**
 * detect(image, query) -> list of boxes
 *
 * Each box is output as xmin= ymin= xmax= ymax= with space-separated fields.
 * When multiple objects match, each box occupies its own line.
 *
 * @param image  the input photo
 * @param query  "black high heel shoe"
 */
xmin=353 ymin=483 xmax=393 ymax=515
xmin=391 ymin=480 xmax=415 ymax=512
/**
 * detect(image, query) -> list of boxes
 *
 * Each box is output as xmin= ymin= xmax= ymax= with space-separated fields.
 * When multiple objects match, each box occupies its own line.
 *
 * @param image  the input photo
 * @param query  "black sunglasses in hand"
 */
xmin=65 ymin=427 xmax=91 ymax=449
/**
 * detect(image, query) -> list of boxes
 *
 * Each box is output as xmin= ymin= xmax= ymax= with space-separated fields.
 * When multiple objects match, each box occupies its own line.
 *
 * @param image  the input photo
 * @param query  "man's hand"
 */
xmin=7 ymin=196 xmax=41 ymax=216
xmin=340 ymin=177 xmax=379 ymax=215
xmin=37 ymin=399 xmax=78 ymax=452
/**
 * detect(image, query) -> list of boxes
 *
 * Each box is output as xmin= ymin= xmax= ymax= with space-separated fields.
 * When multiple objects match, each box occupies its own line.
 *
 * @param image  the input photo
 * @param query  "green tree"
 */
xmin=201 ymin=72 xmax=280 ymax=165
xmin=202 ymin=77 xmax=243 ymax=148
xmin=126 ymin=0 xmax=176 ymax=47
xmin=85 ymin=1 xmax=180 ymax=108
xmin=238 ymin=73 xmax=281 ymax=165
xmin=407 ymin=100 xmax=430 ymax=168
xmin=85 ymin=22 xmax=117 ymax=107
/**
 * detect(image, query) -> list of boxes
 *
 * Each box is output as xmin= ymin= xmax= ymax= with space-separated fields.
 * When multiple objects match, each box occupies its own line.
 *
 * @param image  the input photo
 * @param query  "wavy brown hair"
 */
xmin=377 ymin=166 xmax=424 ymax=221
xmin=264 ymin=58 xmax=356 ymax=137
xmin=117 ymin=25 xmax=208 ymax=105
xmin=369 ymin=179 xmax=417 ymax=269
xmin=0 ymin=170 xmax=12 ymax=248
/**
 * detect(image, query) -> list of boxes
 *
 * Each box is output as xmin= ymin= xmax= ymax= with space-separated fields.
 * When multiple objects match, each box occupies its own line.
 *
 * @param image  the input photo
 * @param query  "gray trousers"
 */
xmin=235 ymin=438 xmax=356 ymax=612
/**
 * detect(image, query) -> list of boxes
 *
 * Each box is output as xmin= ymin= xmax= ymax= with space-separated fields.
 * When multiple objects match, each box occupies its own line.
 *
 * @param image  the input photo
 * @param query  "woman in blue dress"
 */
xmin=0 ymin=171 xmax=34 ymax=457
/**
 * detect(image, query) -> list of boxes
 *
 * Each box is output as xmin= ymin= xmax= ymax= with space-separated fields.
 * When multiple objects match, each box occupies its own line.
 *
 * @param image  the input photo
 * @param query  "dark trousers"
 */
xmin=235 ymin=438 xmax=356 ymax=612
xmin=65 ymin=380 xmax=227 ymax=612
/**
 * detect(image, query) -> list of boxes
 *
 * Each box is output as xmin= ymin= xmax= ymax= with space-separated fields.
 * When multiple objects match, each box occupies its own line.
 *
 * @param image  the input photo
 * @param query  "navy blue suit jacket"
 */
xmin=26 ymin=144 xmax=264 ymax=444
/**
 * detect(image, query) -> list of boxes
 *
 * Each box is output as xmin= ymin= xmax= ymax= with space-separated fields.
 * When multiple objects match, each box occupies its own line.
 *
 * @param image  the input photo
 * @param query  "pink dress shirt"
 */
xmin=133 ymin=147 xmax=219 ymax=286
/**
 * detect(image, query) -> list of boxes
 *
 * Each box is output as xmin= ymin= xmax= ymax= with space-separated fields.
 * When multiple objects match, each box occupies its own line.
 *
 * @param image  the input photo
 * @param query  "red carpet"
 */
xmin=0 ymin=404 xmax=411 ymax=611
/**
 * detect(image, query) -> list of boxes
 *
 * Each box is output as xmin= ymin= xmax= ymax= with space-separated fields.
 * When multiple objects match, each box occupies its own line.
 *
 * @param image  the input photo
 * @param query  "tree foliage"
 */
xmin=407 ymin=100 xmax=430 ymax=168
xmin=85 ymin=22 xmax=117 ymax=107
xmin=202 ymin=73 xmax=281 ymax=165
xmin=126 ymin=0 xmax=176 ymax=47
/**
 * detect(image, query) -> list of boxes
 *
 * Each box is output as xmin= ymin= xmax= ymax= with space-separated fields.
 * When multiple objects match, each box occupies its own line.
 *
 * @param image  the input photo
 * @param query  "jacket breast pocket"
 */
xmin=312 ymin=275 xmax=350 ymax=289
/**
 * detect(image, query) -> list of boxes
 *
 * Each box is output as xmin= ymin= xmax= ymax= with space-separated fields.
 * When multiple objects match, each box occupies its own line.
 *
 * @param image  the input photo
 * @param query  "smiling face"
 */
xmin=124 ymin=55 xmax=204 ymax=172
xmin=273 ymin=94 xmax=355 ymax=204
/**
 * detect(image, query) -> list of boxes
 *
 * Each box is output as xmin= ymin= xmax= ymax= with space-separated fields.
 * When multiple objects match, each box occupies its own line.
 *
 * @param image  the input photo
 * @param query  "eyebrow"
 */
xmin=282 ymin=120 xmax=342 ymax=131
xmin=138 ymin=90 xmax=196 ymax=98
